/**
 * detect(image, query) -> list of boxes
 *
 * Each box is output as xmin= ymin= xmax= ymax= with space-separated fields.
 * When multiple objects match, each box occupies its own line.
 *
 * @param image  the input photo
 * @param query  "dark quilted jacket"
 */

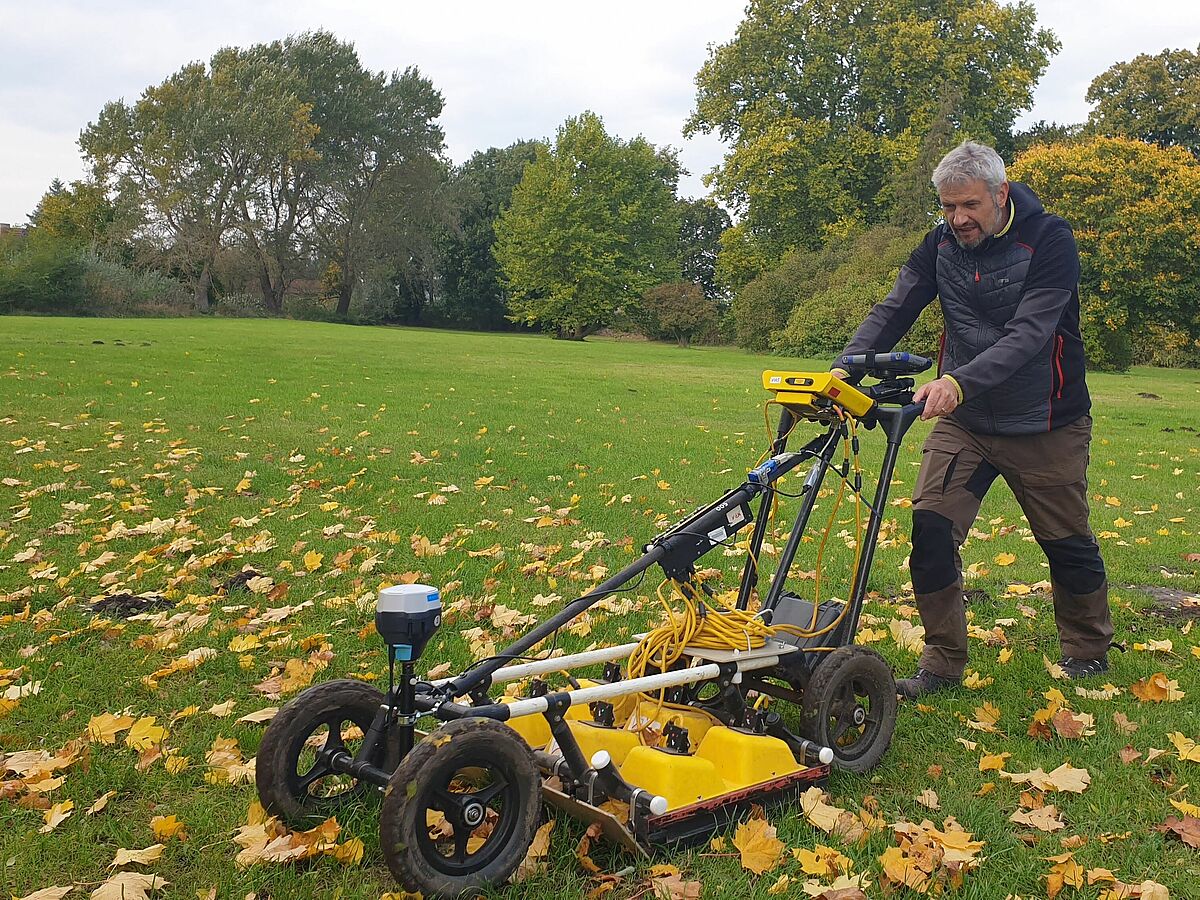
xmin=840 ymin=182 xmax=1091 ymax=435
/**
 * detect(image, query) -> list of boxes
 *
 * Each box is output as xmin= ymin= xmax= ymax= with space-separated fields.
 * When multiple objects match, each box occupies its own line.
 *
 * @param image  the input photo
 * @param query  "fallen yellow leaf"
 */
xmin=732 ymin=816 xmax=784 ymax=874
xmin=109 ymin=844 xmax=165 ymax=869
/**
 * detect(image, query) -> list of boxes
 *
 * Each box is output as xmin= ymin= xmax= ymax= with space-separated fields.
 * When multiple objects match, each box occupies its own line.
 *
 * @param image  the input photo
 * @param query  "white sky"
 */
xmin=1 ymin=1 xmax=1198 ymax=224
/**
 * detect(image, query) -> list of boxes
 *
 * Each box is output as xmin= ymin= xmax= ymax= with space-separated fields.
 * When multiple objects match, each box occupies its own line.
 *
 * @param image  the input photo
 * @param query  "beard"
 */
xmin=951 ymin=199 xmax=1005 ymax=249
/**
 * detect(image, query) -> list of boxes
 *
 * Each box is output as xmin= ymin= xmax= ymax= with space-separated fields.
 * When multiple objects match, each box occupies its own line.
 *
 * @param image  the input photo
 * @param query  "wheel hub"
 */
xmin=462 ymin=801 xmax=485 ymax=827
xmin=852 ymin=705 xmax=866 ymax=727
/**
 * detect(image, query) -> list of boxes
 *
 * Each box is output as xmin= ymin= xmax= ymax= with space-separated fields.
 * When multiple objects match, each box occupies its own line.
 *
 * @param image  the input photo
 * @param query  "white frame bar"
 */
xmin=503 ymin=654 xmax=780 ymax=719
xmin=430 ymin=640 xmax=643 ymax=690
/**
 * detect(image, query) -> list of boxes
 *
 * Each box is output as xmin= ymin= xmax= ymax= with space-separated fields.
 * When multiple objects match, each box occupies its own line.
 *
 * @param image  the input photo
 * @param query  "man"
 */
xmin=835 ymin=140 xmax=1115 ymax=699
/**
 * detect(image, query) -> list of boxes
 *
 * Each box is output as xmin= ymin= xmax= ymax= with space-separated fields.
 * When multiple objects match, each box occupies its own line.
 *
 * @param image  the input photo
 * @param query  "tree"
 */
xmin=641 ymin=282 xmax=718 ymax=347
xmin=304 ymin=64 xmax=447 ymax=317
xmin=687 ymin=0 xmax=1058 ymax=272
xmin=1011 ymin=120 xmax=1084 ymax=156
xmin=232 ymin=31 xmax=361 ymax=314
xmin=493 ymin=112 xmax=681 ymax=340
xmin=1086 ymin=46 xmax=1200 ymax=157
xmin=1009 ymin=136 xmax=1200 ymax=370
xmin=30 ymin=178 xmax=116 ymax=247
xmin=677 ymin=198 xmax=731 ymax=301
xmin=435 ymin=141 xmax=542 ymax=329
xmin=80 ymin=46 xmax=317 ymax=311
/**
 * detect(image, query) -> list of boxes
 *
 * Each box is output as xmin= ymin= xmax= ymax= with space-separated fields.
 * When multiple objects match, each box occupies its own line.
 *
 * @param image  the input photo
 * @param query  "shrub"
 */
xmin=768 ymin=225 xmax=940 ymax=360
xmin=212 ymin=292 xmax=269 ymax=318
xmin=640 ymin=282 xmax=718 ymax=347
xmin=0 ymin=232 xmax=87 ymax=311
xmin=83 ymin=250 xmax=190 ymax=316
xmin=284 ymin=293 xmax=341 ymax=323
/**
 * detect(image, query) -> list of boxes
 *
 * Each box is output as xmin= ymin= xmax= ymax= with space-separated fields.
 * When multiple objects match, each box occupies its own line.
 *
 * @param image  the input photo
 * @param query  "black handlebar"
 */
xmin=837 ymin=351 xmax=932 ymax=377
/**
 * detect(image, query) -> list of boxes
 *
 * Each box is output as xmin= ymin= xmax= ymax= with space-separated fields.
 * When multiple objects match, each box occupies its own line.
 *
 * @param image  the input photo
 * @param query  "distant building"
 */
xmin=0 ymin=223 xmax=30 ymax=237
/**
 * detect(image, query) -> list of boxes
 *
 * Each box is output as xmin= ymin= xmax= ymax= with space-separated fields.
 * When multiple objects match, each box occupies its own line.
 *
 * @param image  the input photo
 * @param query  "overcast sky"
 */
xmin=1 ymin=1 xmax=1198 ymax=224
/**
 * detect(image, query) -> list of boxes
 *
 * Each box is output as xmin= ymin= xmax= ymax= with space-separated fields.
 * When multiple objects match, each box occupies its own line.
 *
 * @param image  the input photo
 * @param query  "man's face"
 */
xmin=939 ymin=178 xmax=1009 ymax=249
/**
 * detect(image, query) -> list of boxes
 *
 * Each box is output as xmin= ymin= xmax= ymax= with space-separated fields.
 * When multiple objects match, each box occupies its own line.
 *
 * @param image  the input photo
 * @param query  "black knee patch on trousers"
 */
xmin=1038 ymin=534 xmax=1106 ymax=594
xmin=911 ymin=509 xmax=958 ymax=594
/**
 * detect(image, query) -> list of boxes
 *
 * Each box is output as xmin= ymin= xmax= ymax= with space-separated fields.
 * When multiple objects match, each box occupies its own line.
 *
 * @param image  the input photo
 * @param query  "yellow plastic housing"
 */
xmin=567 ymin=720 xmax=642 ymax=766
xmin=762 ymin=370 xmax=874 ymax=419
xmin=694 ymin=726 xmax=802 ymax=790
xmin=625 ymin=699 xmax=721 ymax=750
xmin=619 ymin=745 xmax=728 ymax=810
xmin=501 ymin=697 xmax=552 ymax=750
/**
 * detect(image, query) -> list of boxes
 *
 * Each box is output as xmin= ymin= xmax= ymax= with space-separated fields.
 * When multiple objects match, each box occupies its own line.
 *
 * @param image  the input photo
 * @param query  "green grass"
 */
xmin=0 ymin=316 xmax=1198 ymax=898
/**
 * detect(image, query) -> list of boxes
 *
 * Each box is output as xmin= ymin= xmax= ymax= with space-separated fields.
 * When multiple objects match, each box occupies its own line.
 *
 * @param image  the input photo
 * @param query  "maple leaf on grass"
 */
xmin=1044 ymin=851 xmax=1084 ymax=899
xmin=1002 ymin=763 xmax=1090 ymax=793
xmin=39 ymin=799 xmax=73 ymax=833
xmin=651 ymin=872 xmax=702 ymax=900
xmin=732 ymin=816 xmax=784 ymax=874
xmin=1130 ymin=672 xmax=1185 ymax=702
xmin=89 ymin=872 xmax=168 ymax=900
xmin=1155 ymin=815 xmax=1200 ymax=849
xmin=109 ymin=844 xmax=165 ymax=868
xmin=14 ymin=887 xmax=76 ymax=900
xmin=793 ymin=845 xmax=854 ymax=878
xmin=1168 ymin=731 xmax=1200 ymax=762
xmin=511 ymin=819 xmax=554 ymax=882
xmin=151 ymin=814 xmax=186 ymax=841
xmin=1010 ymin=804 xmax=1065 ymax=832
xmin=86 ymin=712 xmax=135 ymax=744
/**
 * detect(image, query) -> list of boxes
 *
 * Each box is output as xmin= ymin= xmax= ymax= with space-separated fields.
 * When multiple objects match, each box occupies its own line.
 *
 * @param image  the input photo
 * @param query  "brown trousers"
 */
xmin=910 ymin=415 xmax=1114 ymax=677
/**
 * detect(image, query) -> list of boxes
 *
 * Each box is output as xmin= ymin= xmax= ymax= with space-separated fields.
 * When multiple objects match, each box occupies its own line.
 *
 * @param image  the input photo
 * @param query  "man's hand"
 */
xmin=914 ymin=376 xmax=961 ymax=420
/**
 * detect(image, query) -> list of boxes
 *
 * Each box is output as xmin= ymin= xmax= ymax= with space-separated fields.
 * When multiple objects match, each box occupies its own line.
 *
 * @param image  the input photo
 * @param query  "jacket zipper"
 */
xmin=1054 ymin=334 xmax=1065 ymax=399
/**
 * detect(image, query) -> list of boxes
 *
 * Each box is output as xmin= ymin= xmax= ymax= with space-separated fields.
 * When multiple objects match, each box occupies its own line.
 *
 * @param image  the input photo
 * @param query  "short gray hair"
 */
xmin=931 ymin=141 xmax=1007 ymax=193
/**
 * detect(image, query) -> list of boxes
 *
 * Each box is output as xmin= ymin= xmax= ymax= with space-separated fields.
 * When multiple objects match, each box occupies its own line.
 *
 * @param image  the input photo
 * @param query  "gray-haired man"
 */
xmin=836 ymin=140 xmax=1115 ymax=698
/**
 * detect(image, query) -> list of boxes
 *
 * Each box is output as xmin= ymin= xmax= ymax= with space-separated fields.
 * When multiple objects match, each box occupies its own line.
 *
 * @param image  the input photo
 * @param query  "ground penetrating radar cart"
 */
xmin=255 ymin=352 xmax=932 ymax=896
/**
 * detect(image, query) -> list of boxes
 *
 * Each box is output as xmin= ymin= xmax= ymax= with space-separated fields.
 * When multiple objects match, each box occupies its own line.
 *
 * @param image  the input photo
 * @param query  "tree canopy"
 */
xmin=435 ymin=141 xmax=543 ymax=329
xmin=1010 ymin=136 xmax=1200 ymax=370
xmin=80 ymin=46 xmax=319 ymax=310
xmin=687 ymin=0 xmax=1058 ymax=277
xmin=493 ymin=112 xmax=680 ymax=339
xmin=1086 ymin=45 xmax=1200 ymax=157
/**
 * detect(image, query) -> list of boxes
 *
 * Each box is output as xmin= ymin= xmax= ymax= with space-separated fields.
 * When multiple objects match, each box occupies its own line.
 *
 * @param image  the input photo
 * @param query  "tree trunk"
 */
xmin=270 ymin=280 xmax=287 ymax=315
xmin=194 ymin=262 xmax=212 ymax=312
xmin=257 ymin=265 xmax=283 ymax=315
xmin=335 ymin=280 xmax=353 ymax=317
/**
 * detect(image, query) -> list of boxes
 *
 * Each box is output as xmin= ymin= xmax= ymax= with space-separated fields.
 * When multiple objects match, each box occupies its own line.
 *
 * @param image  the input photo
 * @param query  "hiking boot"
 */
xmin=896 ymin=668 xmax=961 ymax=700
xmin=1057 ymin=656 xmax=1109 ymax=679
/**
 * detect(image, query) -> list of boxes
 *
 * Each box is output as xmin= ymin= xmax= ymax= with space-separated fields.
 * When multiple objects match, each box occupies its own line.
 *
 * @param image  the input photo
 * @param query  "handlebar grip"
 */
xmin=837 ymin=351 xmax=932 ymax=375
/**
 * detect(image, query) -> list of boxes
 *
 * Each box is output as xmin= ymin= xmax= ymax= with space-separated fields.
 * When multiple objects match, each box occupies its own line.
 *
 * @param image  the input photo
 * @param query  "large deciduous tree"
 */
xmin=677 ymin=198 xmax=731 ymax=302
xmin=233 ymin=31 xmax=363 ymax=314
xmin=80 ymin=47 xmax=317 ymax=311
xmin=1009 ymin=136 xmax=1200 ymax=370
xmin=687 ymin=0 xmax=1058 ymax=281
xmin=493 ymin=112 xmax=680 ymax=340
xmin=1086 ymin=45 xmax=1200 ymax=158
xmin=305 ymin=64 xmax=447 ymax=317
xmin=435 ymin=141 xmax=542 ymax=329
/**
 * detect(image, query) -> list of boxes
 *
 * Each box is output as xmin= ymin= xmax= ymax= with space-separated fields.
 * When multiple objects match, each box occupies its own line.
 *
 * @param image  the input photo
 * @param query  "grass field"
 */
xmin=1 ymin=315 xmax=1198 ymax=899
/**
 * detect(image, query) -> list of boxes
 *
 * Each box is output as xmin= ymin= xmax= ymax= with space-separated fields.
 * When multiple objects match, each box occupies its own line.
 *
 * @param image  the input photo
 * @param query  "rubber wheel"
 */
xmin=380 ymin=717 xmax=540 ymax=897
xmin=799 ymin=646 xmax=896 ymax=773
xmin=256 ymin=679 xmax=396 ymax=825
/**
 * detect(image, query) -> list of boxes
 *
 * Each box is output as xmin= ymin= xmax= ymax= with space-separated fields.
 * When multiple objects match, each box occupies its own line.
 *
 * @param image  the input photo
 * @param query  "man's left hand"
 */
xmin=914 ymin=376 xmax=960 ymax=420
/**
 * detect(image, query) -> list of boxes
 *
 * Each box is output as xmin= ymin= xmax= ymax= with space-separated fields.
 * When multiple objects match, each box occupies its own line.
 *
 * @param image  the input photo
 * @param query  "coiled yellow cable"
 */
xmin=615 ymin=404 xmax=870 ymax=743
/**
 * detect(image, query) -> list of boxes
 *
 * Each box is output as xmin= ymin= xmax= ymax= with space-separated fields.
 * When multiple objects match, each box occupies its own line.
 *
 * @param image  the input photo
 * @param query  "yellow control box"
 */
xmin=762 ymin=371 xmax=874 ymax=419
